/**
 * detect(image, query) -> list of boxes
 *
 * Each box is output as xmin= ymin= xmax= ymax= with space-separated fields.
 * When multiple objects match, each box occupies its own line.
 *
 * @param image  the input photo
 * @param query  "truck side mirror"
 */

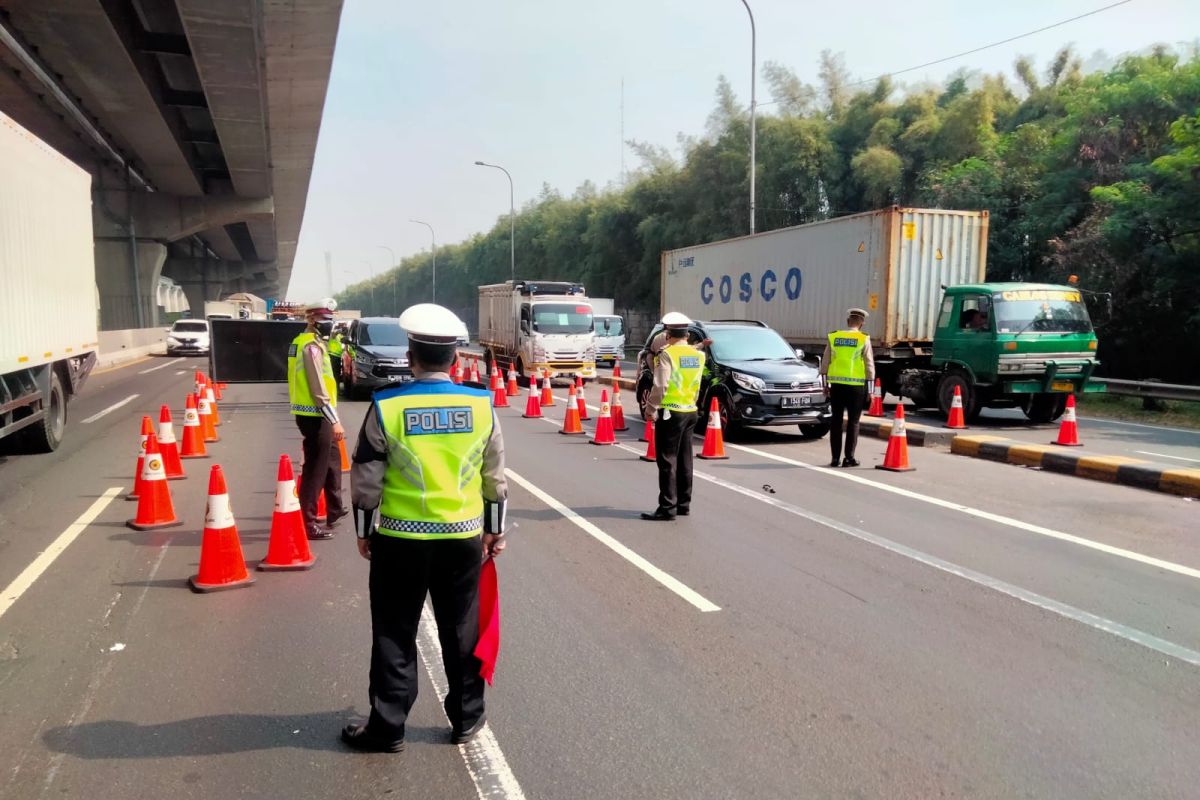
xmin=794 ymin=348 xmax=805 ymax=360
xmin=520 ymin=320 xmax=530 ymax=334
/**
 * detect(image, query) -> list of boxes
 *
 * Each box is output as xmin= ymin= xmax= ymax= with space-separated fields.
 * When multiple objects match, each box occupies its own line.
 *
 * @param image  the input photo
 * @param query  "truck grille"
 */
xmin=998 ymin=352 xmax=1096 ymax=374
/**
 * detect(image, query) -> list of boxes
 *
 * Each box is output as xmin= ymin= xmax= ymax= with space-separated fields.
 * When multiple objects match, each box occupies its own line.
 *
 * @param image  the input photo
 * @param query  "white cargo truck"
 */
xmin=0 ymin=112 xmax=99 ymax=451
xmin=478 ymin=281 xmax=597 ymax=381
xmin=588 ymin=298 xmax=625 ymax=368
xmin=662 ymin=207 xmax=1101 ymax=421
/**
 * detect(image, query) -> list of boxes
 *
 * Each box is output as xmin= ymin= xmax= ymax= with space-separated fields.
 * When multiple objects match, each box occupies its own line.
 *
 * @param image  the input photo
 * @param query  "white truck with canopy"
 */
xmin=478 ymin=281 xmax=597 ymax=381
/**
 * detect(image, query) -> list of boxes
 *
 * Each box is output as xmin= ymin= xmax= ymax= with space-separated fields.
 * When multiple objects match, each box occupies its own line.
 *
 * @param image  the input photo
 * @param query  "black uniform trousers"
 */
xmin=294 ymin=414 xmax=345 ymax=530
xmin=654 ymin=409 xmax=698 ymax=514
xmin=828 ymin=382 xmax=868 ymax=462
xmin=367 ymin=534 xmax=484 ymax=740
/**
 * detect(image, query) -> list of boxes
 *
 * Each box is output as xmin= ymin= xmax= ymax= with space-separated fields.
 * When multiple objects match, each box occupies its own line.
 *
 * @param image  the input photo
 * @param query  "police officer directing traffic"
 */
xmin=820 ymin=307 xmax=876 ymax=468
xmin=288 ymin=299 xmax=346 ymax=539
xmin=641 ymin=312 xmax=705 ymax=521
xmin=343 ymin=303 xmax=508 ymax=754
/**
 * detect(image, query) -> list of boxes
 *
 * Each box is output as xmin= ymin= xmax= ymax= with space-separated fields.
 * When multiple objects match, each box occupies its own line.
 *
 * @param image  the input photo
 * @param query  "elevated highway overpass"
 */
xmin=0 ymin=0 xmax=343 ymax=328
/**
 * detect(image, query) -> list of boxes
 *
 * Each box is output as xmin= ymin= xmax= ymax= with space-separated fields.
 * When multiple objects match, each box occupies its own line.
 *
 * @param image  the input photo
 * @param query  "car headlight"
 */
xmin=732 ymin=371 xmax=765 ymax=392
xmin=167 ymin=336 xmax=180 ymax=344
xmin=355 ymin=352 xmax=376 ymax=365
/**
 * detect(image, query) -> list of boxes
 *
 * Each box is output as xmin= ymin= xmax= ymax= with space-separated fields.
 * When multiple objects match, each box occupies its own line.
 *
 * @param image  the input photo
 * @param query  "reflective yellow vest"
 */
xmin=328 ymin=333 xmax=344 ymax=358
xmin=288 ymin=332 xmax=337 ymax=416
xmin=659 ymin=343 xmax=705 ymax=412
xmin=827 ymin=330 xmax=869 ymax=386
xmin=374 ymin=381 xmax=494 ymax=539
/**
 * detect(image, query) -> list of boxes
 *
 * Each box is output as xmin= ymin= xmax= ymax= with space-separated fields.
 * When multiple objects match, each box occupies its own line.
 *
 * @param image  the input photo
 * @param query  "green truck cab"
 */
xmin=909 ymin=283 xmax=1100 ymax=422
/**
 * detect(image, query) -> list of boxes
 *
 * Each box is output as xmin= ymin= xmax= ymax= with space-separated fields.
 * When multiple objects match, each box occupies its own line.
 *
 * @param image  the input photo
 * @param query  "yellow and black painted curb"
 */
xmin=858 ymin=417 xmax=958 ymax=448
xmin=950 ymin=434 xmax=1200 ymax=499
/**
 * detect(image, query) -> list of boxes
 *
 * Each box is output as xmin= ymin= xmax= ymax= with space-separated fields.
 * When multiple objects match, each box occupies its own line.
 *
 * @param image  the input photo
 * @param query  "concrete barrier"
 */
xmin=96 ymin=328 xmax=168 ymax=370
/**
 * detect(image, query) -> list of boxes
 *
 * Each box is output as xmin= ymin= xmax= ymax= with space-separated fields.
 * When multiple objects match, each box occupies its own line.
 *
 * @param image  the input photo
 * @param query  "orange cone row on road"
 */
xmin=259 ymin=454 xmax=316 ymax=572
xmin=876 ymin=404 xmax=915 ymax=472
xmin=126 ymin=434 xmax=182 ymax=530
xmin=189 ymin=465 xmax=255 ymax=592
xmin=1052 ymin=394 xmax=1083 ymax=446
xmin=697 ymin=398 xmax=728 ymax=460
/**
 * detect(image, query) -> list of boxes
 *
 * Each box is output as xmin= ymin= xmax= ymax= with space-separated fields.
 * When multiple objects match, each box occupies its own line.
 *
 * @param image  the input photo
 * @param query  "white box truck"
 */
xmin=588 ymin=298 xmax=625 ymax=368
xmin=0 ymin=112 xmax=99 ymax=451
xmin=662 ymin=207 xmax=1100 ymax=421
xmin=478 ymin=281 xmax=597 ymax=381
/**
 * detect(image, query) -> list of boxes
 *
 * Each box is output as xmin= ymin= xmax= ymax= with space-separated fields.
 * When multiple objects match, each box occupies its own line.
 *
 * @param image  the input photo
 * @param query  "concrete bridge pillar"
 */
xmin=94 ymin=240 xmax=168 ymax=331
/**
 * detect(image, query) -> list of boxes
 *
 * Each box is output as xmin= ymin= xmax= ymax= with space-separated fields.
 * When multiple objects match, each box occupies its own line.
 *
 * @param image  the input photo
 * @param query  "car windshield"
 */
xmin=533 ymin=303 xmax=593 ymax=334
xmin=173 ymin=321 xmax=208 ymax=333
xmin=596 ymin=316 xmax=623 ymax=336
xmin=708 ymin=327 xmax=796 ymax=361
xmin=361 ymin=323 xmax=409 ymax=346
xmin=993 ymin=290 xmax=1093 ymax=334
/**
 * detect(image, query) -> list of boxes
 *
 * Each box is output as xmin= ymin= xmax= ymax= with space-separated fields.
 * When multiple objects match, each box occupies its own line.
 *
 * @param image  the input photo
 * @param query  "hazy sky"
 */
xmin=287 ymin=0 xmax=1199 ymax=301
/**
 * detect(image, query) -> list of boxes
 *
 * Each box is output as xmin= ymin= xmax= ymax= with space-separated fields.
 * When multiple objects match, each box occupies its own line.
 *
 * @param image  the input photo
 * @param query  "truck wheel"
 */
xmin=797 ymin=422 xmax=829 ymax=440
xmin=937 ymin=371 xmax=977 ymax=421
xmin=21 ymin=371 xmax=66 ymax=453
xmin=1022 ymin=393 xmax=1067 ymax=424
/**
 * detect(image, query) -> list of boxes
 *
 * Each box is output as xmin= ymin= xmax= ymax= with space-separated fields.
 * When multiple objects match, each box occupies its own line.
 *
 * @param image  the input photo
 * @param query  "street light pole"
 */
xmin=474 ymin=160 xmax=515 ymax=281
xmin=410 ymin=219 xmax=437 ymax=303
xmin=377 ymin=245 xmax=396 ymax=314
xmin=740 ymin=0 xmax=757 ymax=234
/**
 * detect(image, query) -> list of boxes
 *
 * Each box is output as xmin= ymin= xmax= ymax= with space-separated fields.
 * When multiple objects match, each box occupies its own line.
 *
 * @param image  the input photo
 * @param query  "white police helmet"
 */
xmin=398 ymin=303 xmax=469 ymax=345
xmin=661 ymin=311 xmax=692 ymax=328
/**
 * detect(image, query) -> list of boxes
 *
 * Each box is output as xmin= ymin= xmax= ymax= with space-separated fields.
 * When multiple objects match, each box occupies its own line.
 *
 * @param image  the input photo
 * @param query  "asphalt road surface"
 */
xmin=1 ymin=354 xmax=1197 ymax=799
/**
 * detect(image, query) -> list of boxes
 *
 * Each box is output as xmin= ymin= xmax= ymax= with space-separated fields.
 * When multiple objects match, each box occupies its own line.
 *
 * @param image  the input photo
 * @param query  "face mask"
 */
xmin=315 ymin=321 xmax=334 ymax=338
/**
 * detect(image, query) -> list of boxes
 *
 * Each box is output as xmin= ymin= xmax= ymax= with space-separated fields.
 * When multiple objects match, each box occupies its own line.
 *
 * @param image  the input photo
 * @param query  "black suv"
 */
xmin=340 ymin=317 xmax=414 ymax=399
xmin=635 ymin=320 xmax=831 ymax=439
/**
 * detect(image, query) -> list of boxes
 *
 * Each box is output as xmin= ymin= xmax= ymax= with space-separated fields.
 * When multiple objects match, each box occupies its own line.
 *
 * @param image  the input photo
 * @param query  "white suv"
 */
xmin=166 ymin=319 xmax=211 ymax=356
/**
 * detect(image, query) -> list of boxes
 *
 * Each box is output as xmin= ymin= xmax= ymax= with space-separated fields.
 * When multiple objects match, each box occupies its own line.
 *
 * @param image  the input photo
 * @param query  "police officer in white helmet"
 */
xmin=342 ymin=303 xmax=508 ymax=753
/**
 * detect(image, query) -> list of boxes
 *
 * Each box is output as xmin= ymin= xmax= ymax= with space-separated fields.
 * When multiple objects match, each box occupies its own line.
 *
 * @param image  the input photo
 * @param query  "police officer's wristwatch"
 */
xmin=352 ymin=506 xmax=377 ymax=539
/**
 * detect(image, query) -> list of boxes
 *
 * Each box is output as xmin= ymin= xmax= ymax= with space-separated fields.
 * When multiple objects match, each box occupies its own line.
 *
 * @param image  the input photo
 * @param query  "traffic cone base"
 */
xmin=1051 ymin=395 xmax=1083 ymax=446
xmin=697 ymin=398 xmax=729 ymax=460
xmin=126 ymin=434 xmax=182 ymax=530
xmin=259 ymin=455 xmax=316 ymax=571
xmin=190 ymin=466 xmax=255 ymax=591
xmin=590 ymin=391 xmax=615 ymax=445
xmin=876 ymin=405 xmax=915 ymax=472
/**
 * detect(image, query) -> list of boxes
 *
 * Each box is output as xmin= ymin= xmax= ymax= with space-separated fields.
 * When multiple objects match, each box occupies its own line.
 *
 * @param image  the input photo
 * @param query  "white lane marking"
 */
xmin=174 ymin=370 xmax=187 ymax=376
xmin=80 ymin=394 xmax=140 ymax=424
xmin=416 ymin=604 xmax=528 ymax=800
xmin=505 ymin=468 xmax=720 ymax=612
xmin=1134 ymin=450 xmax=1200 ymax=464
xmin=1080 ymin=416 xmax=1200 ymax=436
xmin=684 ymin=462 xmax=1200 ymax=668
xmin=0 ymin=488 xmax=123 ymax=620
xmin=138 ymin=358 xmax=184 ymax=374
xmin=722 ymin=441 xmax=1200 ymax=582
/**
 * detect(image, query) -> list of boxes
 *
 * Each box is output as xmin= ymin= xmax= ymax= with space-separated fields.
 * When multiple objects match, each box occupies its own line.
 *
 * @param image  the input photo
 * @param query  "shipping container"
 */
xmin=0 ymin=111 xmax=98 ymax=450
xmin=660 ymin=207 xmax=988 ymax=351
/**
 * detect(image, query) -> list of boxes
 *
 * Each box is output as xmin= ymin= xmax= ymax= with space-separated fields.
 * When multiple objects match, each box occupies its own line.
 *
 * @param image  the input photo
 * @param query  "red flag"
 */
xmin=474 ymin=557 xmax=500 ymax=685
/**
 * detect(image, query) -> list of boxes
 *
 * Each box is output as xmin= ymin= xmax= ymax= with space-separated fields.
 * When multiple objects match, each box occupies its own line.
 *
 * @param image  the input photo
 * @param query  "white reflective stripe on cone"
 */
xmin=206 ymin=493 xmax=235 ymax=529
xmin=184 ymin=409 xmax=200 ymax=426
xmin=275 ymin=480 xmax=301 ymax=513
xmin=157 ymin=422 xmax=176 ymax=444
xmin=893 ymin=419 xmax=906 ymax=436
xmin=138 ymin=434 xmax=149 ymax=454
xmin=141 ymin=455 xmax=167 ymax=481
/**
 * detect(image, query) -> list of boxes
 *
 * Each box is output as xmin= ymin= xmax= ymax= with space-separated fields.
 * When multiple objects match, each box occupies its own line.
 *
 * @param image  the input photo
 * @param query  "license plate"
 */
xmin=781 ymin=395 xmax=812 ymax=408
xmin=1051 ymin=381 xmax=1075 ymax=392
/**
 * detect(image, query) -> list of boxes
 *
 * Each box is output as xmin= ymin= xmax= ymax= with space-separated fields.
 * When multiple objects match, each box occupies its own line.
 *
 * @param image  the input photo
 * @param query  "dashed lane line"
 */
xmin=79 ymin=394 xmax=139 ymax=424
xmin=416 ymin=604 xmax=528 ymax=800
xmin=0 ymin=488 xmax=124 ymax=621
xmin=505 ymin=468 xmax=720 ymax=613
xmin=137 ymin=357 xmax=184 ymax=374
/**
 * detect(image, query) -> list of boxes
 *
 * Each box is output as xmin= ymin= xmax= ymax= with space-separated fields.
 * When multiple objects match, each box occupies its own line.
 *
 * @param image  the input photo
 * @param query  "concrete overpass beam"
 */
xmin=94 ymin=240 xmax=168 ymax=331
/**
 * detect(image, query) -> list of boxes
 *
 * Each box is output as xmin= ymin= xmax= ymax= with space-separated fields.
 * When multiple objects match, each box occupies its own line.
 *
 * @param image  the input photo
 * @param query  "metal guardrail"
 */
xmin=1093 ymin=378 xmax=1200 ymax=402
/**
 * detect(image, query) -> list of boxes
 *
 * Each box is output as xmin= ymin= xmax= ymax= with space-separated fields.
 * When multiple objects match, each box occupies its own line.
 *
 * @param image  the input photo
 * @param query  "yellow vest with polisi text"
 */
xmin=288 ymin=332 xmax=337 ymax=416
xmin=374 ymin=380 xmax=494 ymax=539
xmin=827 ymin=330 xmax=868 ymax=385
xmin=660 ymin=343 xmax=705 ymax=412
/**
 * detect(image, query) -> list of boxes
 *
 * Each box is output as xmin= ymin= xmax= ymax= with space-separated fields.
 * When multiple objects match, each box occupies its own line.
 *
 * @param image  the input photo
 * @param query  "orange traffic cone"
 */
xmin=214 ymin=381 xmax=223 ymax=401
xmin=469 ymin=359 xmax=480 ymax=384
xmin=523 ymin=383 xmax=542 ymax=418
xmin=945 ymin=385 xmax=968 ymax=429
xmin=540 ymin=371 xmax=556 ymax=407
xmin=575 ymin=376 xmax=590 ymax=421
xmin=126 ymin=434 xmax=182 ymax=530
xmin=194 ymin=371 xmax=205 ymax=397
xmin=489 ymin=362 xmax=501 ymax=392
xmin=866 ymin=378 xmax=885 ymax=418
xmin=697 ymin=398 xmax=729 ymax=460
xmin=560 ymin=384 xmax=584 ymax=435
xmin=639 ymin=416 xmax=653 ymax=442
xmin=613 ymin=362 xmax=622 ymax=379
xmin=157 ymin=405 xmax=185 ymax=480
xmin=591 ymin=390 xmax=616 ymax=445
xmin=126 ymin=415 xmax=154 ymax=500
xmin=876 ymin=404 xmax=915 ymax=471
xmin=259 ymin=454 xmax=316 ymax=571
xmin=189 ymin=465 xmax=255 ymax=592
xmin=506 ymin=367 xmax=520 ymax=397
xmin=179 ymin=394 xmax=208 ymax=458
xmin=493 ymin=378 xmax=510 ymax=408
xmin=640 ymin=417 xmax=657 ymax=462
xmin=205 ymin=385 xmax=221 ymax=427
xmin=198 ymin=393 xmax=219 ymax=443
xmin=338 ymin=437 xmax=351 ymax=472
xmin=1051 ymin=395 xmax=1083 ymax=446
xmin=451 ymin=361 xmax=462 ymax=384
xmin=611 ymin=383 xmax=629 ymax=431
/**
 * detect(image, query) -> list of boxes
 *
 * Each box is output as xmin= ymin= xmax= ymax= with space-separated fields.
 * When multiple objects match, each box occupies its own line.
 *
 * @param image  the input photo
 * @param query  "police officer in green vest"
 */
xmin=820 ymin=308 xmax=876 ymax=468
xmin=342 ymin=303 xmax=507 ymax=754
xmin=327 ymin=324 xmax=346 ymax=383
xmin=641 ymin=312 xmax=705 ymax=521
xmin=288 ymin=299 xmax=346 ymax=539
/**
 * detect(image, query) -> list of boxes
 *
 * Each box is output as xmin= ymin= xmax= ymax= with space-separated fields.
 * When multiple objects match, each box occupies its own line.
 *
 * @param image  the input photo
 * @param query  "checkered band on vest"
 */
xmin=378 ymin=516 xmax=483 ymax=535
xmin=291 ymin=404 xmax=320 ymax=414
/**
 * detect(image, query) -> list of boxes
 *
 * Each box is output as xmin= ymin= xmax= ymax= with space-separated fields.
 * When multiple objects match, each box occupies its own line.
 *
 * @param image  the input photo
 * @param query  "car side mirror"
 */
xmin=794 ymin=348 xmax=805 ymax=360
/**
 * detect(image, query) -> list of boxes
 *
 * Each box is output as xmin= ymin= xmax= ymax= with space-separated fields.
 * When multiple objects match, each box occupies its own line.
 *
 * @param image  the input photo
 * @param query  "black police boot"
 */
xmin=451 ymin=716 xmax=487 ymax=745
xmin=841 ymin=457 xmax=860 ymax=468
xmin=341 ymin=724 xmax=405 ymax=753
xmin=640 ymin=509 xmax=676 ymax=521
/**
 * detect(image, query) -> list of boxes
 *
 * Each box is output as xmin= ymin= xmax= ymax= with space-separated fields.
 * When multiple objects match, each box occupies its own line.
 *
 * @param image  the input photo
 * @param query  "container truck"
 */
xmin=0 ymin=112 xmax=99 ymax=451
xmin=478 ymin=281 xmax=597 ymax=381
xmin=588 ymin=298 xmax=625 ymax=367
xmin=661 ymin=207 xmax=1101 ymax=422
